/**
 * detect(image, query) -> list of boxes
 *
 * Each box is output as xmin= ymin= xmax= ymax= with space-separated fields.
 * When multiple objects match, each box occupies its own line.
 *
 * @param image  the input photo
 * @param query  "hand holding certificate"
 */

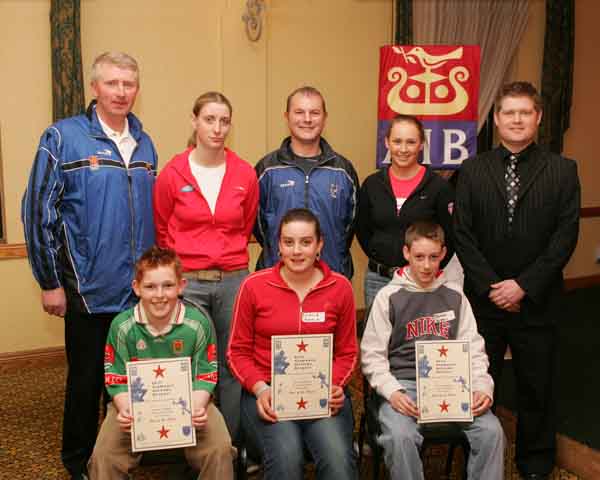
xmin=127 ymin=357 xmax=197 ymax=452
xmin=271 ymin=334 xmax=333 ymax=421
xmin=415 ymin=340 xmax=473 ymax=423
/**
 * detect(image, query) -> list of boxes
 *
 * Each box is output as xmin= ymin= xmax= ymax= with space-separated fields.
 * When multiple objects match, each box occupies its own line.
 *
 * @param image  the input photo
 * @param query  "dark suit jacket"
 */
xmin=453 ymin=144 xmax=580 ymax=320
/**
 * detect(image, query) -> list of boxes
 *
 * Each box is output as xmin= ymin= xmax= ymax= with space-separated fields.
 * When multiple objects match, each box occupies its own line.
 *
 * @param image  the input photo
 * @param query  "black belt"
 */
xmin=368 ymin=260 xmax=397 ymax=279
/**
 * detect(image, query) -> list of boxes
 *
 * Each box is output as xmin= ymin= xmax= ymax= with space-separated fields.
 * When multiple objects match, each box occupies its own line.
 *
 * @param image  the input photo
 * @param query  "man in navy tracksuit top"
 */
xmin=254 ymin=86 xmax=359 ymax=278
xmin=21 ymin=52 xmax=157 ymax=479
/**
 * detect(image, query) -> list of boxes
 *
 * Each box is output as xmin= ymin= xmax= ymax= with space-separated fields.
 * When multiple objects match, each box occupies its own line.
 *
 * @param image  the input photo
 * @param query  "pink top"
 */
xmin=388 ymin=166 xmax=426 ymax=213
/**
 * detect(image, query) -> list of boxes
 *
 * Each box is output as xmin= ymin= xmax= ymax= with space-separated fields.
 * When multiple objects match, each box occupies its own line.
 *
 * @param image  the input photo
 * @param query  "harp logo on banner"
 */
xmin=377 ymin=45 xmax=480 ymax=169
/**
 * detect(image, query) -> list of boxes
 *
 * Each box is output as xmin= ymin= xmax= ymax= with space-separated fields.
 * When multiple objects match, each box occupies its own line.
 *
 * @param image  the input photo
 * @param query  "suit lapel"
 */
xmin=483 ymin=150 xmax=507 ymax=201
xmin=517 ymin=148 xmax=548 ymax=203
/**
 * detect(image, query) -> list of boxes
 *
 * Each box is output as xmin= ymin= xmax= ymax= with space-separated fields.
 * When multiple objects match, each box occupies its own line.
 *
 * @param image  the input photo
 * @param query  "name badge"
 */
xmin=302 ymin=311 xmax=325 ymax=323
xmin=433 ymin=310 xmax=456 ymax=322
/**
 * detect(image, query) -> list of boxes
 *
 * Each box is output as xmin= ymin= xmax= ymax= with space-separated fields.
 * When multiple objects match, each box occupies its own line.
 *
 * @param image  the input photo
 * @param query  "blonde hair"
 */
xmin=187 ymin=91 xmax=233 ymax=147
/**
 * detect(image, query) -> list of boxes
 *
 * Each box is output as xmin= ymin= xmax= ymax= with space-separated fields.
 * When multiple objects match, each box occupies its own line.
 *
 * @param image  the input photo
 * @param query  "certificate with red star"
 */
xmin=126 ymin=357 xmax=196 ymax=452
xmin=271 ymin=334 xmax=333 ymax=421
xmin=415 ymin=340 xmax=473 ymax=423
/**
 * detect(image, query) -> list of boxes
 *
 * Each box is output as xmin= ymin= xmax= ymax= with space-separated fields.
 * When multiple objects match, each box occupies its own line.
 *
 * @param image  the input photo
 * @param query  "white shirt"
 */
xmin=135 ymin=302 xmax=184 ymax=337
xmin=97 ymin=115 xmax=137 ymax=167
xmin=188 ymin=157 xmax=226 ymax=215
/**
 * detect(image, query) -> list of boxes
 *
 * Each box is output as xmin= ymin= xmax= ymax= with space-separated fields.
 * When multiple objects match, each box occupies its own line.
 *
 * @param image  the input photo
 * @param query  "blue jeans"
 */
xmin=184 ymin=270 xmax=248 ymax=442
xmin=241 ymin=390 xmax=358 ymax=480
xmin=377 ymin=381 xmax=505 ymax=480
xmin=364 ymin=269 xmax=392 ymax=314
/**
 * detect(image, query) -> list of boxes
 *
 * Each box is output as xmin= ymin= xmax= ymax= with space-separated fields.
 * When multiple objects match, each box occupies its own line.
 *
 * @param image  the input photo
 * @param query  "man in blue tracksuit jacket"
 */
xmin=21 ymin=52 xmax=156 ymax=479
xmin=254 ymin=86 xmax=359 ymax=278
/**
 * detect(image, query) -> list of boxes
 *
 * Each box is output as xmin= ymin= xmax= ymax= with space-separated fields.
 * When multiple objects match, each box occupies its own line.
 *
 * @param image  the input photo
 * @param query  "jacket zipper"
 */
xmin=90 ymin=114 xmax=141 ymax=268
xmin=100 ymin=135 xmax=138 ymax=263
xmin=266 ymin=277 xmax=334 ymax=334
xmin=127 ymin=173 xmax=136 ymax=261
xmin=290 ymin=281 xmax=332 ymax=332
xmin=304 ymin=174 xmax=310 ymax=207
xmin=280 ymin=153 xmax=335 ymax=209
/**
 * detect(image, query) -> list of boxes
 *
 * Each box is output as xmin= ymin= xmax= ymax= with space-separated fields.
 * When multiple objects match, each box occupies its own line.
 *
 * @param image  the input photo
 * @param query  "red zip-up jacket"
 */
xmin=154 ymin=148 xmax=258 ymax=271
xmin=227 ymin=260 xmax=358 ymax=392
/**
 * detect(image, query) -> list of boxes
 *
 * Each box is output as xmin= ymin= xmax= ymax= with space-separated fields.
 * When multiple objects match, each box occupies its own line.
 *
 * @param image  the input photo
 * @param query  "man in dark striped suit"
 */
xmin=454 ymin=82 xmax=580 ymax=480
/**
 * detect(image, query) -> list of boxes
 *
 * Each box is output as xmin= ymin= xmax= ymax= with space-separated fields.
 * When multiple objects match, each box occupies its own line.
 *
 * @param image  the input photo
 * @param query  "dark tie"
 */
xmin=505 ymin=154 xmax=519 ymax=225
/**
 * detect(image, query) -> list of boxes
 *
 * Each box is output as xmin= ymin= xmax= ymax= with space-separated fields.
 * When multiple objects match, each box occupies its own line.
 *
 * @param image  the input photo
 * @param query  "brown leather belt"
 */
xmin=182 ymin=269 xmax=245 ymax=282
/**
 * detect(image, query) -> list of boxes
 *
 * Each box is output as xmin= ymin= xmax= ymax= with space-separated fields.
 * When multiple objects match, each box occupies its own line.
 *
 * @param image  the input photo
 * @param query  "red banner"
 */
xmin=377 ymin=45 xmax=480 ymax=169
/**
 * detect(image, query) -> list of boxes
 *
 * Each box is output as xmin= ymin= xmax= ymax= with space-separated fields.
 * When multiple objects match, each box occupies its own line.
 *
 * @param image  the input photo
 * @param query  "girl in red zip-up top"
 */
xmin=227 ymin=208 xmax=358 ymax=480
xmin=153 ymin=92 xmax=258 ymax=443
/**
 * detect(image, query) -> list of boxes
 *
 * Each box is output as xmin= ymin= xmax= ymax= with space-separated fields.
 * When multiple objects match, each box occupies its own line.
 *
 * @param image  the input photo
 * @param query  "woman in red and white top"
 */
xmin=227 ymin=208 xmax=358 ymax=480
xmin=356 ymin=114 xmax=455 ymax=311
xmin=153 ymin=91 xmax=258 ymax=442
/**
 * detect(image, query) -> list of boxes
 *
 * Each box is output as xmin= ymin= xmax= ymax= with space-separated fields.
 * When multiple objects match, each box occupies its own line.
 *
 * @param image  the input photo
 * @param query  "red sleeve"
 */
xmin=243 ymin=172 xmax=259 ymax=240
xmin=153 ymin=165 xmax=175 ymax=248
xmin=227 ymin=278 xmax=264 ymax=391
xmin=331 ymin=278 xmax=358 ymax=387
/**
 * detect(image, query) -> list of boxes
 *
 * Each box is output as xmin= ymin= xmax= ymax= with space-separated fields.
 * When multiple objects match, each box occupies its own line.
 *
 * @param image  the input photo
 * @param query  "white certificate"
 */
xmin=415 ymin=340 xmax=473 ymax=424
xmin=271 ymin=334 xmax=333 ymax=421
xmin=127 ymin=357 xmax=196 ymax=452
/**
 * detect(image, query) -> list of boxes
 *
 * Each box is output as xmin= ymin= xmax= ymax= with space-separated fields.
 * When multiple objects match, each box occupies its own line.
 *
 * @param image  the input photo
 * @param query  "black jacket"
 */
xmin=453 ymin=144 xmax=580 ymax=319
xmin=356 ymin=166 xmax=454 ymax=269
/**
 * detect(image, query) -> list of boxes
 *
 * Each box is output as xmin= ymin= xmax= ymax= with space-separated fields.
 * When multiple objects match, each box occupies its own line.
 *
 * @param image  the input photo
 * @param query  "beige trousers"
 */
xmin=88 ymin=402 xmax=234 ymax=479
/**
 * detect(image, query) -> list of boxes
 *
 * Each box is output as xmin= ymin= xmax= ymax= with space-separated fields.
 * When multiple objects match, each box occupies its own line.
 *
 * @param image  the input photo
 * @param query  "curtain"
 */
xmin=412 ymin=0 xmax=529 ymax=133
xmin=50 ymin=0 xmax=84 ymax=122
xmin=395 ymin=0 xmax=413 ymax=44
xmin=539 ymin=0 xmax=574 ymax=153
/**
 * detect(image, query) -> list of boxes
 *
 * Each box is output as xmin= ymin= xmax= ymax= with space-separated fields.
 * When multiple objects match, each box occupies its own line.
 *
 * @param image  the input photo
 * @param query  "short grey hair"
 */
xmin=91 ymin=51 xmax=139 ymax=84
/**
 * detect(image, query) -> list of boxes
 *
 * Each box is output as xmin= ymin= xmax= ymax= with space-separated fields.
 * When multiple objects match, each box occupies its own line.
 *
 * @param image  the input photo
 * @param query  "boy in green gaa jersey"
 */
xmin=88 ymin=246 xmax=234 ymax=479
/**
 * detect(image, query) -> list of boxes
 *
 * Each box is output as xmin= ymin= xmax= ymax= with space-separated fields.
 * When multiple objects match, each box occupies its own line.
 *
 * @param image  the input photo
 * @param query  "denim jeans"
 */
xmin=364 ymin=269 xmax=393 ymax=314
xmin=377 ymin=380 xmax=505 ymax=480
xmin=184 ymin=270 xmax=248 ymax=443
xmin=241 ymin=390 xmax=358 ymax=480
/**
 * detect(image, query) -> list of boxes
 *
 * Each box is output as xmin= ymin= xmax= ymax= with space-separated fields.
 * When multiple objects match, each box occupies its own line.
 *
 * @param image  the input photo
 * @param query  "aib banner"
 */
xmin=377 ymin=45 xmax=480 ymax=169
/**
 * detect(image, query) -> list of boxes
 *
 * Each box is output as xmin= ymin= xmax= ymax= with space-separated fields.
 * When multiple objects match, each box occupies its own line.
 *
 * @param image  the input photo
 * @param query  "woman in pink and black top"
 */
xmin=227 ymin=208 xmax=358 ymax=480
xmin=356 ymin=114 xmax=455 ymax=311
xmin=153 ymin=91 xmax=258 ymax=442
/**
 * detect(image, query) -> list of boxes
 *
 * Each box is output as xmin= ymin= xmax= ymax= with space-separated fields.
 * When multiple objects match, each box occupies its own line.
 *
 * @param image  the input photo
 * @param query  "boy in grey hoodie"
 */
xmin=361 ymin=220 xmax=505 ymax=480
